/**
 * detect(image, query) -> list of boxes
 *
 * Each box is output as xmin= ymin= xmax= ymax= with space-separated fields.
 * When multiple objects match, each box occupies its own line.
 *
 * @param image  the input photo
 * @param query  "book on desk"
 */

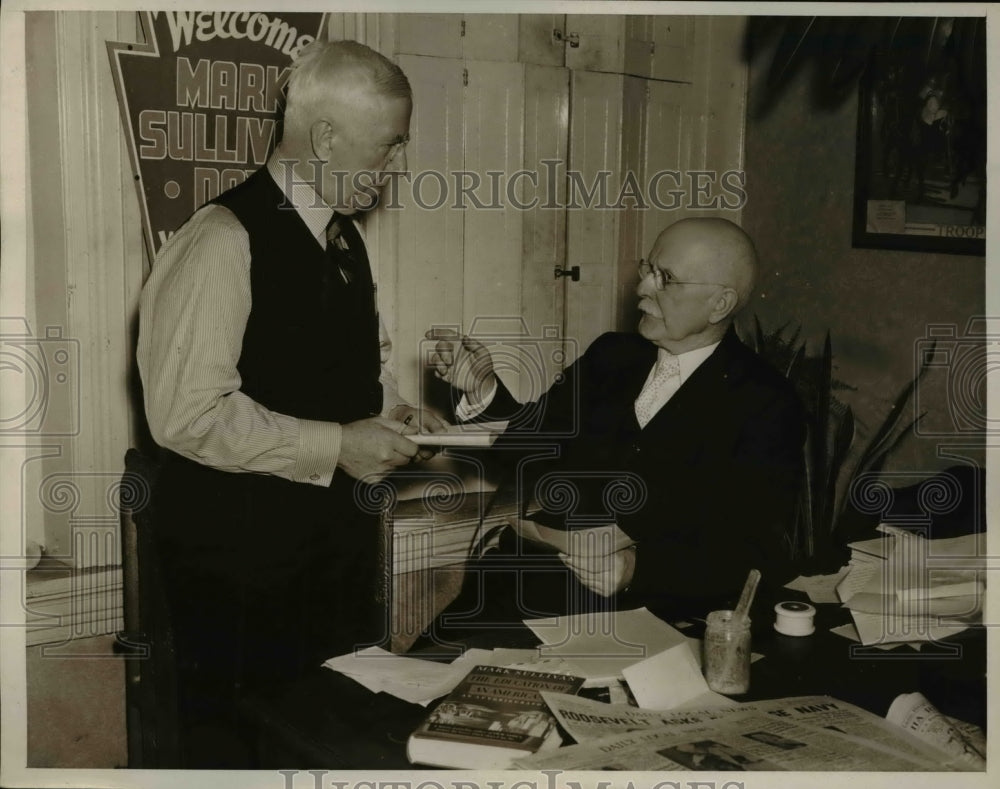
xmin=406 ymin=664 xmax=584 ymax=769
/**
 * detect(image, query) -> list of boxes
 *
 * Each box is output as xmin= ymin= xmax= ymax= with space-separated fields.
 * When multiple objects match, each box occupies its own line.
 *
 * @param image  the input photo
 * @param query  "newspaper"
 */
xmin=887 ymin=691 xmax=987 ymax=770
xmin=748 ymin=695 xmax=980 ymax=771
xmin=540 ymin=691 xmax=745 ymax=743
xmin=513 ymin=708 xmax=941 ymax=770
xmin=532 ymin=692 xmax=981 ymax=771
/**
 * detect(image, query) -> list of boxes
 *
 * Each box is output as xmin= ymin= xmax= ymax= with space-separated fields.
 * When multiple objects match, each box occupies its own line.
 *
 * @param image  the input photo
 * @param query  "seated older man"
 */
xmin=424 ymin=218 xmax=806 ymax=636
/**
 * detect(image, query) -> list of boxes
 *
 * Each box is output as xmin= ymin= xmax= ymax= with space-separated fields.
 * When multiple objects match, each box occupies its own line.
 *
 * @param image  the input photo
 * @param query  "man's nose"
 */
xmin=636 ymin=270 xmax=654 ymax=298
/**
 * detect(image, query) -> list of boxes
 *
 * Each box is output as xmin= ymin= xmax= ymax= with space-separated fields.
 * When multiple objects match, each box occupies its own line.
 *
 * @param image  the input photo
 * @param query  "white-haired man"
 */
xmin=138 ymin=40 xmax=441 ymax=766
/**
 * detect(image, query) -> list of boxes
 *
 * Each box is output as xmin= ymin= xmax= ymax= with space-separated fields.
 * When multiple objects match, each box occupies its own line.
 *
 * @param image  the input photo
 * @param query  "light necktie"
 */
xmin=634 ymin=352 xmax=681 ymax=428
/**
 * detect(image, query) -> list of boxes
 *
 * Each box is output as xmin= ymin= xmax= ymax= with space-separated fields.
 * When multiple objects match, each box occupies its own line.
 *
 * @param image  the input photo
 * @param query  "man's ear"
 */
xmin=708 ymin=287 xmax=739 ymax=324
xmin=309 ymin=118 xmax=335 ymax=160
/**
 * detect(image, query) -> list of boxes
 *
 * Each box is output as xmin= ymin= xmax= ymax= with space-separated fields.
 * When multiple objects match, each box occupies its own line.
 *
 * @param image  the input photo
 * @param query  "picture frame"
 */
xmin=852 ymin=26 xmax=986 ymax=256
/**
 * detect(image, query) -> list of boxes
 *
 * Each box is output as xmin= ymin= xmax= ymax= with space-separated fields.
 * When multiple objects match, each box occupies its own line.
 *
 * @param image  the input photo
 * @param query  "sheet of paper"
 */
xmin=323 ymin=646 xmax=479 ymax=705
xmin=784 ymin=566 xmax=850 ymax=604
xmin=829 ymin=622 xmax=925 ymax=651
xmin=848 ymin=608 xmax=970 ymax=647
xmin=410 ymin=420 xmax=508 ymax=446
xmin=524 ymin=607 xmax=688 ymax=682
xmin=486 ymin=647 xmax=582 ymax=677
xmin=621 ymin=640 xmax=711 ymax=710
xmin=836 ymin=554 xmax=882 ymax=603
xmin=848 ymin=536 xmax=892 ymax=559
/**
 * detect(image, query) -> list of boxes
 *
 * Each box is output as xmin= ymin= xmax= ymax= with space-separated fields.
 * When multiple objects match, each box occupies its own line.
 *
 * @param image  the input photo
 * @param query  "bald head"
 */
xmin=637 ymin=218 xmax=759 ymax=353
xmin=649 ymin=218 xmax=758 ymax=315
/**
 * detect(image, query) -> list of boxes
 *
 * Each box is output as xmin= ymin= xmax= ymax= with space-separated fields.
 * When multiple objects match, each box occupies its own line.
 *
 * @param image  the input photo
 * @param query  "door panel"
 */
xmin=463 ymin=15 xmax=519 ymax=62
xmin=564 ymin=70 xmax=623 ymax=359
xmin=564 ymin=14 xmax=623 ymax=74
xmin=519 ymin=64 xmax=570 ymax=400
xmin=519 ymin=14 xmax=566 ymax=67
xmin=395 ymin=55 xmax=466 ymax=404
xmin=396 ymin=14 xmax=463 ymax=59
xmin=462 ymin=60 xmax=526 ymax=396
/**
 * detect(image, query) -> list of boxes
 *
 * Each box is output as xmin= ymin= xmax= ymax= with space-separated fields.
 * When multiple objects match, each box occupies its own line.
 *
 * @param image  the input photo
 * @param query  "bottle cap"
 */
xmin=774 ymin=600 xmax=816 ymax=636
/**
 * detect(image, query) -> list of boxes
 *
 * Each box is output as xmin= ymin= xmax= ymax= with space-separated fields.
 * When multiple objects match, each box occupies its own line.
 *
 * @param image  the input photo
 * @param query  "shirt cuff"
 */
xmin=455 ymin=378 xmax=498 ymax=422
xmin=292 ymin=418 xmax=342 ymax=486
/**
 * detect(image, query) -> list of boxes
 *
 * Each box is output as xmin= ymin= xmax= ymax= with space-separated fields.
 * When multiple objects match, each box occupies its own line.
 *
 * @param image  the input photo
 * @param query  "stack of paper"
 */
xmin=835 ymin=526 xmax=985 ymax=646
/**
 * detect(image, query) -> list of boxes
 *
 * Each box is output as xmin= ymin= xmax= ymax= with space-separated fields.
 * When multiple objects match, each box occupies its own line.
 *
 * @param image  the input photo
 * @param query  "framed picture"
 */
xmin=853 ymin=24 xmax=986 ymax=255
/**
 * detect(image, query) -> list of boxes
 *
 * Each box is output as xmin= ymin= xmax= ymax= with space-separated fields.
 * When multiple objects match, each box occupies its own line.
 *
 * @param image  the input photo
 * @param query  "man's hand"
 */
xmin=424 ymin=328 xmax=496 ymax=404
xmin=338 ymin=416 xmax=421 ymax=482
xmin=559 ymin=544 xmax=637 ymax=598
xmin=386 ymin=405 xmax=450 ymax=461
xmin=386 ymin=404 xmax=449 ymax=433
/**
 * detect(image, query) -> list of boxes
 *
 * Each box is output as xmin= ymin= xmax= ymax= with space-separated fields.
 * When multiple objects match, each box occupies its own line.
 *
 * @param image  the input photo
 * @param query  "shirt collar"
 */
xmin=657 ymin=342 xmax=720 ymax=384
xmin=266 ymin=149 xmax=333 ymax=248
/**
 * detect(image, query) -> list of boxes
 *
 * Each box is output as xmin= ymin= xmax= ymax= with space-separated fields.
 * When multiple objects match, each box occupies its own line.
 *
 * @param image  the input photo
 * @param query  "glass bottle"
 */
xmin=703 ymin=609 xmax=751 ymax=694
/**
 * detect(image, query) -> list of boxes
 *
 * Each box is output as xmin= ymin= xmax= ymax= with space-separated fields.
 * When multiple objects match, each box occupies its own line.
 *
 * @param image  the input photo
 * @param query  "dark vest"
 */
xmin=212 ymin=167 xmax=382 ymax=423
xmin=154 ymin=169 xmax=387 ymax=656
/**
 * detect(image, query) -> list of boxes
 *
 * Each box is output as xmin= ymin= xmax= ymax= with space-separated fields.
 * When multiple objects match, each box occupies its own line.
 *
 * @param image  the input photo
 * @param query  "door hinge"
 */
xmin=553 ymin=29 xmax=580 ymax=49
xmin=460 ymin=19 xmax=466 ymax=37
xmin=462 ymin=67 xmax=468 ymax=87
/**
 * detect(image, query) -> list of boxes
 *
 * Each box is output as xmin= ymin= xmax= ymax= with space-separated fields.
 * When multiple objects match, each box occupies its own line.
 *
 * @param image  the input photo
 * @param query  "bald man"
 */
xmin=426 ymin=218 xmax=805 ymax=633
xmin=137 ymin=41 xmax=444 ymax=766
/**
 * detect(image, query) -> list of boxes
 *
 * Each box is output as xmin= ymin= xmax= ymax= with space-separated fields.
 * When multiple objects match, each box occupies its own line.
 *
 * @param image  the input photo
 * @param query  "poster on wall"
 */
xmin=852 ymin=17 xmax=986 ymax=256
xmin=107 ymin=11 xmax=327 ymax=262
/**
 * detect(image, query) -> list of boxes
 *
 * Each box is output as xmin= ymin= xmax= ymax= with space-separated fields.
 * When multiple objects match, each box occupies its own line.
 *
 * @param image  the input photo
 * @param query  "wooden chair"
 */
xmin=116 ymin=448 xmax=180 ymax=767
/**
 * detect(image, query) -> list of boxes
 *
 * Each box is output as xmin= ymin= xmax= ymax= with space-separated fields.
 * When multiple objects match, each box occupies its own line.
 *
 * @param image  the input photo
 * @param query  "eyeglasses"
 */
xmin=638 ymin=259 xmax=726 ymax=291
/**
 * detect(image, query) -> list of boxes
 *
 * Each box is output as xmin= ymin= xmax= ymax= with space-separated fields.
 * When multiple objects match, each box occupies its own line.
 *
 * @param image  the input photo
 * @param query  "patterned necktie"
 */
xmin=634 ymin=352 xmax=681 ymax=428
xmin=325 ymin=214 xmax=358 ymax=285
xmin=322 ymin=214 xmax=359 ymax=311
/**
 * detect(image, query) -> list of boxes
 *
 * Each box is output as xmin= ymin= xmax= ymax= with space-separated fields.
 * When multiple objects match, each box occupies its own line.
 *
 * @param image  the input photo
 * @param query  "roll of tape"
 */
xmin=774 ymin=601 xmax=816 ymax=636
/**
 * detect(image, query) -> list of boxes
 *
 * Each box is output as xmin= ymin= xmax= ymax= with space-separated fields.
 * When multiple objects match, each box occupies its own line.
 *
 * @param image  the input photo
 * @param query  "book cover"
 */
xmin=407 ymin=664 xmax=584 ymax=769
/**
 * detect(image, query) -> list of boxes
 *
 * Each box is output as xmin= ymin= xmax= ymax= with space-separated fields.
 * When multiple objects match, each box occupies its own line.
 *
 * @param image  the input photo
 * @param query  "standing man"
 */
xmin=137 ymin=40 xmax=442 ymax=766
xmin=426 ymin=218 xmax=805 ymax=632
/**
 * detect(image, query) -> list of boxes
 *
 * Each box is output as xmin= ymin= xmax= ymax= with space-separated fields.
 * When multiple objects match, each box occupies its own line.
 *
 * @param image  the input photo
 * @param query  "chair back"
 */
xmin=118 ymin=448 xmax=180 ymax=767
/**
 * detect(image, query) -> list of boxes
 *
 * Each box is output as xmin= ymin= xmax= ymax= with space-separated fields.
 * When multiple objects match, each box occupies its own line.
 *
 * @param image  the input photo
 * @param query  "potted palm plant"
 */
xmin=750 ymin=318 xmax=934 ymax=572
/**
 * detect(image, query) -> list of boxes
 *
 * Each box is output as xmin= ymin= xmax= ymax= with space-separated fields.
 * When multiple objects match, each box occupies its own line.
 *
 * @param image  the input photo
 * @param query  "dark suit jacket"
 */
xmin=466 ymin=326 xmax=806 ymax=618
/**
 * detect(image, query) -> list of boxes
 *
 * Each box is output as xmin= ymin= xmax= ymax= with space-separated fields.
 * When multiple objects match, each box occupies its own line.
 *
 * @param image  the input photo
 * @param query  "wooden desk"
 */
xmin=379 ymin=451 xmax=516 ymax=652
xmin=240 ymin=593 xmax=986 ymax=769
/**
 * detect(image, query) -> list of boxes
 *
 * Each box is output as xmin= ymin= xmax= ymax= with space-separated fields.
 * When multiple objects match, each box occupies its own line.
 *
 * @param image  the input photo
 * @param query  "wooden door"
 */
xmin=563 ymin=69 xmax=623 ymax=360
xmin=394 ymin=55 xmax=466 ymax=405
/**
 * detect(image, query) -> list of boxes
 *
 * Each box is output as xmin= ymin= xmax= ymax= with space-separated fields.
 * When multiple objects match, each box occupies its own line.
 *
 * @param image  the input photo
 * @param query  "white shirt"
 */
xmin=136 ymin=149 xmax=405 ymax=488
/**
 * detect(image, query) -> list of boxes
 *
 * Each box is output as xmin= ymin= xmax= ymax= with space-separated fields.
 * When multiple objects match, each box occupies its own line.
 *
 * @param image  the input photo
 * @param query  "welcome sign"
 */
xmin=108 ymin=11 xmax=327 ymax=260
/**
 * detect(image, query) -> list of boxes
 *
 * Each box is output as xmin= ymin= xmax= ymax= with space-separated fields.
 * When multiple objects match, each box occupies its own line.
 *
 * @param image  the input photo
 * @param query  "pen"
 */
xmin=399 ymin=414 xmax=414 ymax=433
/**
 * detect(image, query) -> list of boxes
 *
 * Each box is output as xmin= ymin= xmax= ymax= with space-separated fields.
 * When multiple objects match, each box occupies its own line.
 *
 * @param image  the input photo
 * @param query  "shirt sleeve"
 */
xmin=136 ymin=205 xmax=341 ymax=486
xmin=454 ymin=378 xmax=499 ymax=421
